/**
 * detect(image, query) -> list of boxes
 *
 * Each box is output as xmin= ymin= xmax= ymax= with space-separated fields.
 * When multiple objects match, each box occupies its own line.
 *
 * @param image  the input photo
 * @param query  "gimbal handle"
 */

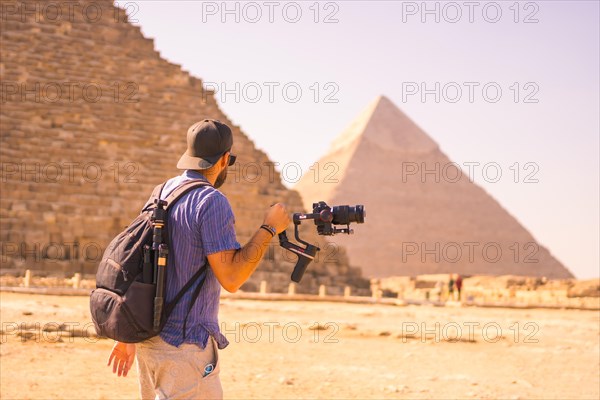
xmin=278 ymin=223 xmax=320 ymax=283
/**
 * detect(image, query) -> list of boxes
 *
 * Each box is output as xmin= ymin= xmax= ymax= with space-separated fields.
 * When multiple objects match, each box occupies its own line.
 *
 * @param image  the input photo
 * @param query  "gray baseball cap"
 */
xmin=177 ymin=119 xmax=234 ymax=170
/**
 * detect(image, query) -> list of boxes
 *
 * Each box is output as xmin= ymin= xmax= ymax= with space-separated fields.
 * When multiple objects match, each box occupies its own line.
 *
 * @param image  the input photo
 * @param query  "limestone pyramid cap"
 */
xmin=329 ymin=95 xmax=439 ymax=154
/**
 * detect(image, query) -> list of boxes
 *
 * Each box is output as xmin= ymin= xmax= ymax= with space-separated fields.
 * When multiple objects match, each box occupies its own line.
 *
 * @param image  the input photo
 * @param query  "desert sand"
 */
xmin=1 ymin=291 xmax=598 ymax=399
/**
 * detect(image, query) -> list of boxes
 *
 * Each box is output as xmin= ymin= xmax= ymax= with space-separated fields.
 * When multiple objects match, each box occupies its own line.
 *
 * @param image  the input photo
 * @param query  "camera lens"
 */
xmin=346 ymin=205 xmax=365 ymax=224
xmin=353 ymin=205 xmax=365 ymax=223
xmin=332 ymin=205 xmax=366 ymax=225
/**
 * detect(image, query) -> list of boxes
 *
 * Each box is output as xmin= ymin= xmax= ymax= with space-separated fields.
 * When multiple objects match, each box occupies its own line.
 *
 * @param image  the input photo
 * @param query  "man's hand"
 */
xmin=107 ymin=341 xmax=136 ymax=377
xmin=263 ymin=203 xmax=291 ymax=233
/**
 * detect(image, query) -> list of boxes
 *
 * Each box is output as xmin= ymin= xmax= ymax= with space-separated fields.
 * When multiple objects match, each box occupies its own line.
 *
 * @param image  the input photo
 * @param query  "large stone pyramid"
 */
xmin=295 ymin=96 xmax=573 ymax=279
xmin=0 ymin=0 xmax=367 ymax=294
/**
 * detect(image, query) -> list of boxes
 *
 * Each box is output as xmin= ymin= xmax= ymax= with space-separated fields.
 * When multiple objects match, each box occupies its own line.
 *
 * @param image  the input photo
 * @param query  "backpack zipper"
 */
xmin=106 ymin=258 xmax=129 ymax=282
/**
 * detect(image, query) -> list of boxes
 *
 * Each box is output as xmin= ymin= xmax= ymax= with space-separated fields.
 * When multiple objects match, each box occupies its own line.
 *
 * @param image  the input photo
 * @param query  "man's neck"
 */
xmin=184 ymin=169 xmax=217 ymax=186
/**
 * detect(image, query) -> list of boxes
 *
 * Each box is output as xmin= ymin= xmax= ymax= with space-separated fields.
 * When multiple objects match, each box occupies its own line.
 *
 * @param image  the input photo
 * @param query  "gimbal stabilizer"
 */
xmin=278 ymin=201 xmax=365 ymax=283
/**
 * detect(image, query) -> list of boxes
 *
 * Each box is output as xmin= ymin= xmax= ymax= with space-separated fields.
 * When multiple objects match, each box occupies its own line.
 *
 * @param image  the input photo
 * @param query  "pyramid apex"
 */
xmin=369 ymin=95 xmax=393 ymax=109
xmin=374 ymin=94 xmax=391 ymax=103
xmin=330 ymin=96 xmax=439 ymax=154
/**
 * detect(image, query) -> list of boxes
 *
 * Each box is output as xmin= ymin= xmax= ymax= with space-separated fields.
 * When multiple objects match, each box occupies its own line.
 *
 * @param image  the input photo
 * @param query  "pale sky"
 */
xmin=124 ymin=0 xmax=599 ymax=279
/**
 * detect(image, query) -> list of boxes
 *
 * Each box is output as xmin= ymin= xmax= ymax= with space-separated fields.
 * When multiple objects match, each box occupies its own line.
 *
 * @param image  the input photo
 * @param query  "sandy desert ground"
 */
xmin=0 ymin=291 xmax=598 ymax=400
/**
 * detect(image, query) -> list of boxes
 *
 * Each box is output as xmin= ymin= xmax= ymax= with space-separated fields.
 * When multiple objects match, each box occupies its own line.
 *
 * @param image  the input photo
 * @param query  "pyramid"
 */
xmin=0 ymin=0 xmax=367 ymax=294
xmin=295 ymin=96 xmax=573 ymax=279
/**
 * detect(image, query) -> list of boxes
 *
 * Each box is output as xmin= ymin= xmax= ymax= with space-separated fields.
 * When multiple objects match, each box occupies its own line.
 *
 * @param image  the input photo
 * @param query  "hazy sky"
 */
xmin=125 ymin=0 xmax=599 ymax=279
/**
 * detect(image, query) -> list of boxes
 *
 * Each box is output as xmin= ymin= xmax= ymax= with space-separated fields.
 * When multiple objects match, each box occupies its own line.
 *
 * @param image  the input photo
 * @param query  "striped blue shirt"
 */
xmin=154 ymin=170 xmax=240 ymax=350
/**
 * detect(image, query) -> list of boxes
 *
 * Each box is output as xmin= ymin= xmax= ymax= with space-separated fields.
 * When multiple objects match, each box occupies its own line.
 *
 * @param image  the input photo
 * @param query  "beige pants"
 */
xmin=135 ymin=335 xmax=223 ymax=400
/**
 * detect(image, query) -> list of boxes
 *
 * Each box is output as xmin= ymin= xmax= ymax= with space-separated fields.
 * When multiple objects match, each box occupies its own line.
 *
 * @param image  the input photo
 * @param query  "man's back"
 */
xmin=156 ymin=169 xmax=240 ymax=350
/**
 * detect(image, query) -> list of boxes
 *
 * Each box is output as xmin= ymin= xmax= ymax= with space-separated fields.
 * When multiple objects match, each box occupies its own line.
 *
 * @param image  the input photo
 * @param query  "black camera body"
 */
xmin=306 ymin=201 xmax=366 ymax=236
xmin=279 ymin=201 xmax=366 ymax=282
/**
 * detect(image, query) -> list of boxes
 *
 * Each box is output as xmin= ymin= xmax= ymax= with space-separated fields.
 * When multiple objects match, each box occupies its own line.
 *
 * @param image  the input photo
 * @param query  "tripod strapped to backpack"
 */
xmin=149 ymin=199 xmax=168 ymax=332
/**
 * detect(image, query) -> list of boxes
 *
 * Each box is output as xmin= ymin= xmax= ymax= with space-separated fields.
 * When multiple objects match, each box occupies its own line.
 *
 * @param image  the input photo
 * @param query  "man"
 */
xmin=448 ymin=274 xmax=455 ymax=301
xmin=106 ymin=119 xmax=290 ymax=399
xmin=455 ymin=274 xmax=463 ymax=301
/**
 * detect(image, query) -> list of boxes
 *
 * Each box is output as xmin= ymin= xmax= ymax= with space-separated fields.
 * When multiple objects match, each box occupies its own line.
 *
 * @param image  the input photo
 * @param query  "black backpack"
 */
xmin=90 ymin=179 xmax=211 ymax=343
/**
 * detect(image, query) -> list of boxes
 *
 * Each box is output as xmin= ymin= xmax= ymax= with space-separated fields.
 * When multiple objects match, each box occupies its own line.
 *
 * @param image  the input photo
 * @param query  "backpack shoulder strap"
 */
xmin=181 ymin=261 xmax=210 ymax=340
xmin=162 ymin=262 xmax=207 ymax=320
xmin=141 ymin=183 xmax=165 ymax=212
xmin=164 ymin=179 xmax=212 ymax=210
xmin=141 ymin=179 xmax=210 ymax=213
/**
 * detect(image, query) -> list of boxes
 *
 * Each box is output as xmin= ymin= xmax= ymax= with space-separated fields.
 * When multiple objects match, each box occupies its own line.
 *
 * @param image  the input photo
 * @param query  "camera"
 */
xmin=308 ymin=201 xmax=366 ymax=235
xmin=279 ymin=201 xmax=366 ymax=282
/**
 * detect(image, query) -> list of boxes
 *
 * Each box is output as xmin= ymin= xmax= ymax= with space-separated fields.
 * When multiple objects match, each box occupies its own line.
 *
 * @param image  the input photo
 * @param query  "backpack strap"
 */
xmin=142 ymin=178 xmax=212 ymax=213
xmin=142 ymin=183 xmax=165 ymax=212
xmin=163 ymin=263 xmax=207 ymax=320
xmin=159 ymin=177 xmax=211 ymax=261
xmin=163 ymin=179 xmax=212 ymax=210
xmin=182 ymin=261 xmax=209 ymax=340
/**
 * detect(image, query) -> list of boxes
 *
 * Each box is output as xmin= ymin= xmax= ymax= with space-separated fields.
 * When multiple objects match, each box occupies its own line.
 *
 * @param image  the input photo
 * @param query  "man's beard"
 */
xmin=213 ymin=167 xmax=228 ymax=189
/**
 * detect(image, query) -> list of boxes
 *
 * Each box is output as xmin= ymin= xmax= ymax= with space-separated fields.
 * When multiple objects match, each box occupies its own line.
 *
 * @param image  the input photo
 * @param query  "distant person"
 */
xmin=455 ymin=275 xmax=463 ymax=301
xmin=434 ymin=280 xmax=443 ymax=301
xmin=448 ymin=274 xmax=455 ymax=301
xmin=105 ymin=119 xmax=290 ymax=399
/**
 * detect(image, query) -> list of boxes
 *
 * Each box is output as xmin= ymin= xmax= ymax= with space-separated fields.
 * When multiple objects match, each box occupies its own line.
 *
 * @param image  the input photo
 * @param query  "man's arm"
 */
xmin=208 ymin=203 xmax=290 ymax=292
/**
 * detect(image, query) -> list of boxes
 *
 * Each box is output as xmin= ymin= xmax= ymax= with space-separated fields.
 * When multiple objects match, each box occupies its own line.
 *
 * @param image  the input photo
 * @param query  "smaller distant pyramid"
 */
xmin=294 ymin=96 xmax=573 ymax=279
